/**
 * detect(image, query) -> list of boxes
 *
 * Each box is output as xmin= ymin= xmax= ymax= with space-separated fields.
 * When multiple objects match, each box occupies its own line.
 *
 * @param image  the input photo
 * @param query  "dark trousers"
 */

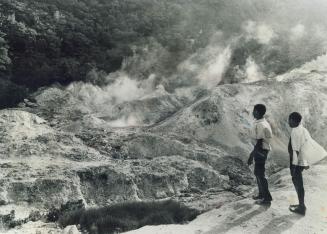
xmin=254 ymin=161 xmax=272 ymax=201
xmin=291 ymin=165 xmax=305 ymax=207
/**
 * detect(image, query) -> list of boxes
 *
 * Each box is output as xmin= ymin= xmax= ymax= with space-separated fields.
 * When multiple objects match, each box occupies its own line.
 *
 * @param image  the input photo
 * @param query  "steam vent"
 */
xmin=0 ymin=0 xmax=327 ymax=233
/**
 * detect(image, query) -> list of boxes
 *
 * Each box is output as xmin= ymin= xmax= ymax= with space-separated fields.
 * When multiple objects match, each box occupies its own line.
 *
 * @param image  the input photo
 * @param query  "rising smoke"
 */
xmin=66 ymin=0 xmax=327 ymax=126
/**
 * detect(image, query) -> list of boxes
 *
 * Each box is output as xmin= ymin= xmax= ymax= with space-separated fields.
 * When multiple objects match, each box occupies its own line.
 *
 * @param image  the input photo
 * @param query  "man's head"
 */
xmin=289 ymin=112 xmax=302 ymax=128
xmin=253 ymin=104 xmax=266 ymax=119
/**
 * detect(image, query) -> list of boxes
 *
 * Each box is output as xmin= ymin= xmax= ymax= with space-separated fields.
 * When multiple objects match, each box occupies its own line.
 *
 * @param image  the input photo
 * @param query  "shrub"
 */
xmin=58 ymin=200 xmax=200 ymax=234
xmin=0 ymin=79 xmax=28 ymax=109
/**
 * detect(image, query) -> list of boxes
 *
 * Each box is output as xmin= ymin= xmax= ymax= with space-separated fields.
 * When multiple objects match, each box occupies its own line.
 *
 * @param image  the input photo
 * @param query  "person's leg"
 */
xmin=256 ymin=177 xmax=263 ymax=198
xmin=254 ymin=162 xmax=272 ymax=202
xmin=290 ymin=166 xmax=306 ymax=215
xmin=295 ymin=166 xmax=305 ymax=207
xmin=254 ymin=162 xmax=264 ymax=198
xmin=291 ymin=165 xmax=299 ymax=198
xmin=260 ymin=161 xmax=272 ymax=201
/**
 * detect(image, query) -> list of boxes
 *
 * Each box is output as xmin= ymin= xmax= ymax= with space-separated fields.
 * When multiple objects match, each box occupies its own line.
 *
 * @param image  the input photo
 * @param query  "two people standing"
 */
xmin=247 ymin=104 xmax=326 ymax=215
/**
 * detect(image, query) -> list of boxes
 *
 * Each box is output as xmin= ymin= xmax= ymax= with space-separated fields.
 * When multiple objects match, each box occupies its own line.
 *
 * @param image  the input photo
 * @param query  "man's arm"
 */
xmin=291 ymin=129 xmax=301 ymax=165
xmin=253 ymin=126 xmax=271 ymax=145
xmin=248 ymin=125 xmax=265 ymax=166
xmin=293 ymin=150 xmax=310 ymax=169
xmin=292 ymin=151 xmax=309 ymax=171
xmin=264 ymin=127 xmax=272 ymax=139
xmin=293 ymin=150 xmax=299 ymax=165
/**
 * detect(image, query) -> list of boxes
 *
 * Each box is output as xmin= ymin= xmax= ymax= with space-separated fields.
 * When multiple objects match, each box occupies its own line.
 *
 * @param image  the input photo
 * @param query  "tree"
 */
xmin=0 ymin=32 xmax=11 ymax=76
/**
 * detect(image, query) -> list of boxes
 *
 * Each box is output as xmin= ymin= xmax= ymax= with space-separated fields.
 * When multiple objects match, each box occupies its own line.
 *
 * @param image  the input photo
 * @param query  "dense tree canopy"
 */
xmin=0 ymin=0 xmax=326 ymax=107
xmin=0 ymin=0 xmax=223 ymax=90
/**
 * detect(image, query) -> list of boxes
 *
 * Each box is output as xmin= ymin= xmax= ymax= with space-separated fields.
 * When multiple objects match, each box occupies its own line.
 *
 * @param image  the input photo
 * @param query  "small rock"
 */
xmin=28 ymin=210 xmax=42 ymax=222
xmin=24 ymin=99 xmax=38 ymax=108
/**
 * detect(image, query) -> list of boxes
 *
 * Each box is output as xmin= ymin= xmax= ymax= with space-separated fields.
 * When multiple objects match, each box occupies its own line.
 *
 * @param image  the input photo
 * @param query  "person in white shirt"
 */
xmin=288 ymin=112 xmax=309 ymax=215
xmin=248 ymin=104 xmax=273 ymax=205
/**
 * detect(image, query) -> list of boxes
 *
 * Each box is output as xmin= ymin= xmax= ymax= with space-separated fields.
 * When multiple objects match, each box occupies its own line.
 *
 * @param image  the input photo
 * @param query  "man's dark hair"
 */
xmin=289 ymin=112 xmax=302 ymax=124
xmin=254 ymin=104 xmax=266 ymax=116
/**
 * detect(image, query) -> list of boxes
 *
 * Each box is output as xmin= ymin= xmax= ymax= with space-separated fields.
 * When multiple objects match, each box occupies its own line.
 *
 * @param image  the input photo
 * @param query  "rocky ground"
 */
xmin=5 ymin=160 xmax=327 ymax=234
xmin=125 ymin=160 xmax=327 ymax=234
xmin=1 ymin=55 xmax=327 ymax=233
xmin=0 ymin=109 xmax=248 ymax=233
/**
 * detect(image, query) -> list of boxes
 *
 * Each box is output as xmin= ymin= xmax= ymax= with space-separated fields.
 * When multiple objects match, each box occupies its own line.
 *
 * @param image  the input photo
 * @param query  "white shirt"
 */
xmin=251 ymin=118 xmax=273 ymax=150
xmin=291 ymin=124 xmax=310 ymax=166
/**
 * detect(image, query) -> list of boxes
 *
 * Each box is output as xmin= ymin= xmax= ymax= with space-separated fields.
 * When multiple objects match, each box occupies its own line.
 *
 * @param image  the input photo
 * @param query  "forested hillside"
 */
xmin=1 ymin=0 xmax=327 ymax=108
xmin=0 ymin=0 xmax=225 ymax=88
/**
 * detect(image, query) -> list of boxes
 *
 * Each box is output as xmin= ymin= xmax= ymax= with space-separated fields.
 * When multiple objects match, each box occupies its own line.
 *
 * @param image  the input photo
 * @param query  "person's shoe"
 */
xmin=255 ymin=199 xmax=271 ymax=205
xmin=289 ymin=205 xmax=306 ymax=215
xmin=252 ymin=195 xmax=263 ymax=200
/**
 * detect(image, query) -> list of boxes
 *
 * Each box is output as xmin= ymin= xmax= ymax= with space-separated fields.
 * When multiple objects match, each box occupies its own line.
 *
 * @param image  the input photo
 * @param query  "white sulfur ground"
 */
xmin=125 ymin=163 xmax=327 ymax=234
xmin=4 ymin=164 xmax=327 ymax=234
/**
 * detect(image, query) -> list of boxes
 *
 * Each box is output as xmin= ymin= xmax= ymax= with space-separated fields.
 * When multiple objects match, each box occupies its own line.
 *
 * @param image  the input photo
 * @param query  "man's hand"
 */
xmin=290 ymin=165 xmax=296 ymax=176
xmin=248 ymin=150 xmax=255 ymax=166
xmin=303 ymin=165 xmax=310 ymax=170
xmin=247 ymin=155 xmax=254 ymax=166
